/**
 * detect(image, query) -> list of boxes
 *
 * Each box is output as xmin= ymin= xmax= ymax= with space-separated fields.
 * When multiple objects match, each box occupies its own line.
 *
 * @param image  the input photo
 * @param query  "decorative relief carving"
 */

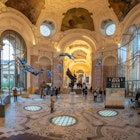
xmin=69 ymin=44 xmax=89 ymax=49
xmin=72 ymin=50 xmax=87 ymax=59
xmin=38 ymin=50 xmax=53 ymax=59
xmin=61 ymin=8 xmax=94 ymax=31
xmin=47 ymin=0 xmax=87 ymax=5
xmin=0 ymin=1 xmax=7 ymax=13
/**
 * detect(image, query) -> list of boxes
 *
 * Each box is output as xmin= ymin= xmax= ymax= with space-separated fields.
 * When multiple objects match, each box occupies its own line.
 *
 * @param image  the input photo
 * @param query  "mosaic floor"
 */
xmin=0 ymin=93 xmax=140 ymax=140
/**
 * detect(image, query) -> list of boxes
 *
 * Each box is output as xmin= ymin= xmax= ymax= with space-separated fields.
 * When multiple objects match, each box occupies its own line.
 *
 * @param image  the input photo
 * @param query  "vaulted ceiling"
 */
xmin=4 ymin=0 xmax=140 ymax=25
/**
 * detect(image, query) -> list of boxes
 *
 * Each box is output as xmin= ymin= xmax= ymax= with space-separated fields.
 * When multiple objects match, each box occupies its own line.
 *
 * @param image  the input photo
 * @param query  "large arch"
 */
xmin=57 ymin=29 xmax=97 ymax=88
xmin=0 ymin=30 xmax=27 ymax=93
xmin=0 ymin=8 xmax=36 ymax=88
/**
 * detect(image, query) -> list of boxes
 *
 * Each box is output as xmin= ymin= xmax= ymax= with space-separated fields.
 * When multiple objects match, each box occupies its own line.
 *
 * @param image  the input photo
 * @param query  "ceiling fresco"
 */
xmin=72 ymin=50 xmax=87 ymax=59
xmin=108 ymin=0 xmax=140 ymax=22
xmin=61 ymin=8 xmax=94 ymax=31
xmin=5 ymin=0 xmax=45 ymax=24
xmin=4 ymin=0 xmax=140 ymax=24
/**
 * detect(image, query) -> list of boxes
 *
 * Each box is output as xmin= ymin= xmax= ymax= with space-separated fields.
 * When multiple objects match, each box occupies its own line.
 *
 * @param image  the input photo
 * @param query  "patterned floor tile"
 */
xmin=0 ymin=94 xmax=140 ymax=140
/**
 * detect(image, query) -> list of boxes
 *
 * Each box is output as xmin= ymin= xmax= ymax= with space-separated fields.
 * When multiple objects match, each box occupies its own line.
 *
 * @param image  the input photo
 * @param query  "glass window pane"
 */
xmin=106 ymin=24 xmax=116 ymax=36
xmin=40 ymin=24 xmax=51 ymax=37
xmin=0 ymin=30 xmax=27 ymax=93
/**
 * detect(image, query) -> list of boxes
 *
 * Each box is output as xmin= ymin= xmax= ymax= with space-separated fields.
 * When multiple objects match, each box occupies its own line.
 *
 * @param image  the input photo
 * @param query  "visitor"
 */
xmin=13 ymin=87 xmax=18 ymax=102
xmin=40 ymin=87 xmax=43 ymax=98
xmin=50 ymin=94 xmax=55 ymax=113
xmin=43 ymin=87 xmax=46 ymax=99
xmin=99 ymin=88 xmax=103 ymax=101
xmin=90 ymin=86 xmax=92 ymax=93
xmin=93 ymin=90 xmax=97 ymax=102
xmin=55 ymin=87 xmax=59 ymax=98
xmin=135 ymin=88 xmax=140 ymax=101
xmin=82 ymin=82 xmax=86 ymax=94
xmin=84 ymin=86 xmax=88 ymax=100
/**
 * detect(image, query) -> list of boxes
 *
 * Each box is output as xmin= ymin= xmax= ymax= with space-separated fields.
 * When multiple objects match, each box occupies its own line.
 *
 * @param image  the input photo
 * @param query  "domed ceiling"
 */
xmin=5 ymin=0 xmax=45 ymax=24
xmin=61 ymin=8 xmax=94 ymax=31
xmin=4 ymin=0 xmax=140 ymax=25
xmin=109 ymin=0 xmax=140 ymax=22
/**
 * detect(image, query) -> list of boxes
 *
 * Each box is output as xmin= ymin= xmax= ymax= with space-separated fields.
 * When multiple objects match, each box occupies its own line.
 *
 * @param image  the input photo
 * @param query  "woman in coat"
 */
xmin=50 ymin=94 xmax=55 ymax=113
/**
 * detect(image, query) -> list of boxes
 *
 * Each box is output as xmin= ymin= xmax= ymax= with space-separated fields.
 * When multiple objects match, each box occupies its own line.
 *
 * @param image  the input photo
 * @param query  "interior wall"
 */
xmin=0 ymin=1 xmax=140 ymax=90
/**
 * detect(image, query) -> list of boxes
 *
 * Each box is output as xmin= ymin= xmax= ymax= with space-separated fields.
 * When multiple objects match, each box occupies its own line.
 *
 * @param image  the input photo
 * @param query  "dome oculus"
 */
xmin=40 ymin=24 xmax=51 ymax=37
xmin=105 ymin=23 xmax=116 ymax=36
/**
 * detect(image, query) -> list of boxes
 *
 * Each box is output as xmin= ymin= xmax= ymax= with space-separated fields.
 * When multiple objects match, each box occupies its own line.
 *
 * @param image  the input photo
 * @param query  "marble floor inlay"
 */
xmin=97 ymin=109 xmax=118 ymax=117
xmin=24 ymin=105 xmax=42 ymax=111
xmin=51 ymin=115 xmax=77 ymax=126
xmin=0 ymin=93 xmax=140 ymax=140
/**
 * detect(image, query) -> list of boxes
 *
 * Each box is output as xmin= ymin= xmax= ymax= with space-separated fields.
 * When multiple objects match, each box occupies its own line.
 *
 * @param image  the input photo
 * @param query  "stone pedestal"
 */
xmin=105 ymin=88 xmax=125 ymax=109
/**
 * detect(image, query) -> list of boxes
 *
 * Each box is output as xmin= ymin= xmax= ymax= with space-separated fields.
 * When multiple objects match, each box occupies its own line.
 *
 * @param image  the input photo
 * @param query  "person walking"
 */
xmin=13 ymin=87 xmax=18 ymax=102
xmin=55 ymin=88 xmax=59 ymax=98
xmin=50 ymin=94 xmax=55 ymax=113
xmin=43 ymin=87 xmax=46 ymax=99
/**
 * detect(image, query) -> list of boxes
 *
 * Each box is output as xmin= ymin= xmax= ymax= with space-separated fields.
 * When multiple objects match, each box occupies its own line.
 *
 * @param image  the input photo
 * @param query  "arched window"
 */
xmin=118 ymin=46 xmax=127 ymax=64
xmin=0 ymin=30 xmax=27 ymax=93
xmin=118 ymin=25 xmax=140 ymax=92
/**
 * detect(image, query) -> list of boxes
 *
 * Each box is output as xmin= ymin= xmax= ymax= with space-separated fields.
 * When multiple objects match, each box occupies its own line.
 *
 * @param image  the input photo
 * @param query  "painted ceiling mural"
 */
xmin=5 ymin=0 xmax=45 ymax=24
xmin=72 ymin=50 xmax=87 ymax=59
xmin=108 ymin=0 xmax=140 ymax=22
xmin=4 ymin=0 xmax=140 ymax=24
xmin=61 ymin=8 xmax=94 ymax=31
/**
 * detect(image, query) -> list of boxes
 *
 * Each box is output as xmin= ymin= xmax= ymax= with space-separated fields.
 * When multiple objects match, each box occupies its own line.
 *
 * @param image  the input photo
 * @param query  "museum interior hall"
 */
xmin=0 ymin=0 xmax=140 ymax=140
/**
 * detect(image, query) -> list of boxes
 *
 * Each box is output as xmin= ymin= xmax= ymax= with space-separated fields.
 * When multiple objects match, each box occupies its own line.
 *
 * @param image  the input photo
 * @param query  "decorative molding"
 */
xmin=0 ymin=1 xmax=7 ymax=13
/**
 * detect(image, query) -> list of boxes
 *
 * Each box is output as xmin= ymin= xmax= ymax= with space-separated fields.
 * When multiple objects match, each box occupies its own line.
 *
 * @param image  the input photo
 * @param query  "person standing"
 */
xmin=45 ymin=86 xmax=49 ymax=95
xmin=43 ymin=87 xmax=46 ymax=99
xmin=90 ymin=86 xmax=93 ymax=93
xmin=99 ymin=88 xmax=103 ymax=101
xmin=40 ymin=87 xmax=43 ymax=98
xmin=84 ymin=86 xmax=88 ymax=100
xmin=13 ymin=87 xmax=18 ymax=102
xmin=135 ymin=88 xmax=140 ymax=101
xmin=93 ymin=90 xmax=97 ymax=102
xmin=50 ymin=94 xmax=55 ymax=113
xmin=82 ymin=83 xmax=86 ymax=95
xmin=55 ymin=88 xmax=59 ymax=98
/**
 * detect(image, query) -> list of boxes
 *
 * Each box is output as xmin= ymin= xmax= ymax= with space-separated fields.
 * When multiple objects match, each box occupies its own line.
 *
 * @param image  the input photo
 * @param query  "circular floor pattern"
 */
xmin=98 ymin=109 xmax=118 ymax=117
xmin=51 ymin=115 xmax=77 ymax=126
xmin=24 ymin=105 xmax=42 ymax=111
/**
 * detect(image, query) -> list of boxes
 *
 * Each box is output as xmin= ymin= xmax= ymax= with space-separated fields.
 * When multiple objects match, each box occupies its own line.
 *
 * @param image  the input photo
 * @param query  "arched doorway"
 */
xmin=60 ymin=36 xmax=95 ymax=89
xmin=0 ymin=30 xmax=27 ymax=93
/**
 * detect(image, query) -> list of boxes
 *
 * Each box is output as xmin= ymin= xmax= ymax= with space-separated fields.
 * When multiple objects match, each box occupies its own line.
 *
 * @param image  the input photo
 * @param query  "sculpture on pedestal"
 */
xmin=66 ymin=68 xmax=77 ymax=91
